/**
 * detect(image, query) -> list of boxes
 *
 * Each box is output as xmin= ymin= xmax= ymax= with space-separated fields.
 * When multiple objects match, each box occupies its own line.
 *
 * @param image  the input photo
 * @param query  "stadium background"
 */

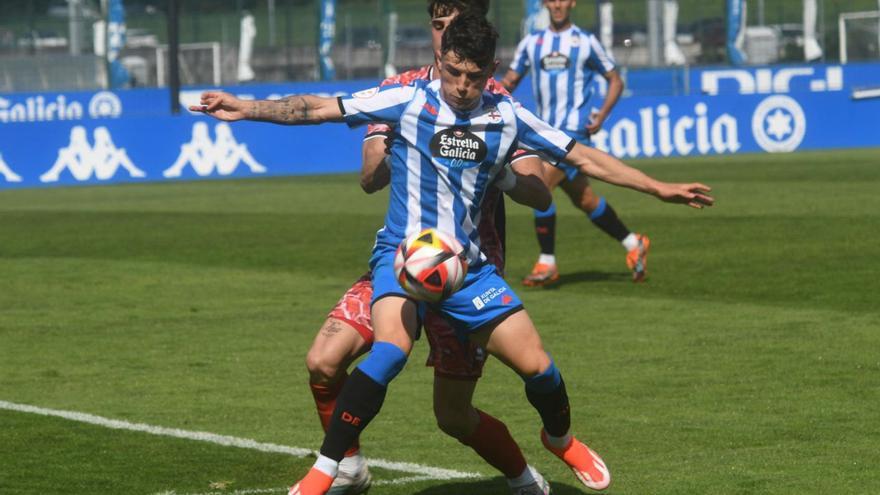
xmin=1 ymin=1 xmax=879 ymax=494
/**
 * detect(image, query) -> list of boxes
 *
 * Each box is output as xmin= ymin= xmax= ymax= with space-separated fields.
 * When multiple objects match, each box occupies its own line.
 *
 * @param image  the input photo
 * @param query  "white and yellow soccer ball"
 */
xmin=394 ymin=228 xmax=468 ymax=302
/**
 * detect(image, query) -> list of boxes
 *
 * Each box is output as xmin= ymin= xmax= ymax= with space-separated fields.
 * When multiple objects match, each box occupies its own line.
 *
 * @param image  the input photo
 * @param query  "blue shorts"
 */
xmin=370 ymin=246 xmax=524 ymax=336
xmin=553 ymin=129 xmax=591 ymax=182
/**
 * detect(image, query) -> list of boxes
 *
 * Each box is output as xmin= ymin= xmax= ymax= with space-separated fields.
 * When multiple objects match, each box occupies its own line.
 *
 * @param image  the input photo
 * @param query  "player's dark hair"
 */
xmin=440 ymin=14 xmax=498 ymax=70
xmin=427 ymin=0 xmax=490 ymax=19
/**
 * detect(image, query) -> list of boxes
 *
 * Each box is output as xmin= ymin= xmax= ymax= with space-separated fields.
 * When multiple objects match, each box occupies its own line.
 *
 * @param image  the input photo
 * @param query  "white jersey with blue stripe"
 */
xmin=509 ymin=25 xmax=616 ymax=133
xmin=340 ymin=79 xmax=574 ymax=266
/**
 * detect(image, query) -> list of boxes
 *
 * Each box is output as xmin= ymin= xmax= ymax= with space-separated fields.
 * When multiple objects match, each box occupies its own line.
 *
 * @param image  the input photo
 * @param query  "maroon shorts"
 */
xmin=327 ymin=272 xmax=487 ymax=380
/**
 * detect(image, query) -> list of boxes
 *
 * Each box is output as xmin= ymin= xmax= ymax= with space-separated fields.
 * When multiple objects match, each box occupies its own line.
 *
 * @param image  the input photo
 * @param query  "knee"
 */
xmin=523 ymin=357 xmax=560 ymax=392
xmin=434 ymin=406 xmax=475 ymax=440
xmin=575 ymin=191 xmax=600 ymax=213
xmin=305 ymin=346 xmax=344 ymax=385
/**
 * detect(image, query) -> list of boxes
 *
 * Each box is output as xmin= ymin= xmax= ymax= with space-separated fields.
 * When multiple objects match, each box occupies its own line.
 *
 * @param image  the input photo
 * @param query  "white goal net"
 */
xmin=156 ymin=42 xmax=222 ymax=87
xmin=839 ymin=11 xmax=880 ymax=63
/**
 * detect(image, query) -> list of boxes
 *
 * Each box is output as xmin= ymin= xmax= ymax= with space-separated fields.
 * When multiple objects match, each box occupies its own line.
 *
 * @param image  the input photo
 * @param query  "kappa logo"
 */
xmin=0 ymin=152 xmax=22 ymax=183
xmin=164 ymin=122 xmax=267 ymax=178
xmin=751 ymin=95 xmax=806 ymax=153
xmin=40 ymin=126 xmax=145 ymax=183
xmin=429 ymin=128 xmax=487 ymax=169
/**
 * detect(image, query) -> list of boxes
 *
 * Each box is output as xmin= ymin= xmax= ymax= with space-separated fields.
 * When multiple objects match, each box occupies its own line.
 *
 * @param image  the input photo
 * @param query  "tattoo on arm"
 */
xmin=250 ymin=96 xmax=313 ymax=124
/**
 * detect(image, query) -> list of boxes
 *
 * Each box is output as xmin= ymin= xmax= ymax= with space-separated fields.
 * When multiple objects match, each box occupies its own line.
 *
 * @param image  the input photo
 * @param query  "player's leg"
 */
xmin=475 ymin=309 xmax=611 ymax=491
xmin=433 ymin=376 xmax=551 ymax=494
xmin=424 ymin=312 xmax=549 ymax=494
xmin=292 ymin=252 xmax=419 ymax=495
xmin=446 ymin=268 xmax=609 ymax=491
xmin=523 ymin=162 xmax=567 ymax=287
xmin=560 ymin=174 xmax=650 ymax=282
xmin=305 ymin=320 xmax=372 ymax=494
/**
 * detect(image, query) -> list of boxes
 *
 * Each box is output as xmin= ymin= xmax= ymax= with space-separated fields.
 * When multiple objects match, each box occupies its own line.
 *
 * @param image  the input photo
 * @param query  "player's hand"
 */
xmin=189 ymin=91 xmax=252 ymax=121
xmin=586 ymin=111 xmax=606 ymax=134
xmin=654 ymin=182 xmax=714 ymax=209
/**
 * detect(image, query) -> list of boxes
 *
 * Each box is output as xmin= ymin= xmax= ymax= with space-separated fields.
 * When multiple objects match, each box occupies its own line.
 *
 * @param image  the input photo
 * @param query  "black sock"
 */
xmin=525 ymin=376 xmax=571 ymax=437
xmin=319 ymin=368 xmax=387 ymax=461
xmin=590 ymin=199 xmax=630 ymax=243
xmin=534 ymin=212 xmax=556 ymax=256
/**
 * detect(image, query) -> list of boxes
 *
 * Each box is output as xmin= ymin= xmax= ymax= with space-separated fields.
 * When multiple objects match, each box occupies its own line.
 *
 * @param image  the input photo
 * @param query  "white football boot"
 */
xmin=328 ymin=454 xmax=372 ymax=495
xmin=509 ymin=465 xmax=552 ymax=495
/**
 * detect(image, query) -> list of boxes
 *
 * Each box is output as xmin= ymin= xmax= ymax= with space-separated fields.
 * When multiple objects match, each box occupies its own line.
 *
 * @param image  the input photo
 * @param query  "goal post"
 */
xmin=838 ymin=10 xmax=880 ymax=64
xmin=156 ymin=42 xmax=222 ymax=87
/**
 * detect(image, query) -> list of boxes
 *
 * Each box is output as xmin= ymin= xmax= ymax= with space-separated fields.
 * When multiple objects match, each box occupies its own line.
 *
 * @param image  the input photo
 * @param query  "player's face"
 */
xmin=439 ymin=51 xmax=493 ymax=111
xmin=544 ymin=0 xmax=575 ymax=27
xmin=430 ymin=7 xmax=459 ymax=64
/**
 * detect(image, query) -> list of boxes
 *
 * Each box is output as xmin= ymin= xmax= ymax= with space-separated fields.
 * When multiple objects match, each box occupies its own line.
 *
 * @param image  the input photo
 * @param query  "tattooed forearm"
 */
xmin=249 ymin=96 xmax=315 ymax=124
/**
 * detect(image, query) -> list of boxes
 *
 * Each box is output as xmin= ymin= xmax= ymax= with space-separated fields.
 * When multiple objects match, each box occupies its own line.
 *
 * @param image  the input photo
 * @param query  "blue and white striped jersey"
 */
xmin=339 ymin=79 xmax=574 ymax=266
xmin=509 ymin=25 xmax=616 ymax=133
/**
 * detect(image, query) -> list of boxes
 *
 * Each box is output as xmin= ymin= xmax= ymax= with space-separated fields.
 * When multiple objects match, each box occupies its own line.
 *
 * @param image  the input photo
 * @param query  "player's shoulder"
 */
xmin=571 ymin=24 xmax=591 ymax=36
xmin=379 ymin=65 xmax=433 ymax=87
xmin=484 ymin=77 xmax=510 ymax=97
xmin=514 ymin=30 xmax=541 ymax=49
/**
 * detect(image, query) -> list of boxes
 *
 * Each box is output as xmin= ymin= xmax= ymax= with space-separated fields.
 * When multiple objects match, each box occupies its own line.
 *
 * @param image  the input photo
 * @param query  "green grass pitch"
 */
xmin=1 ymin=149 xmax=879 ymax=494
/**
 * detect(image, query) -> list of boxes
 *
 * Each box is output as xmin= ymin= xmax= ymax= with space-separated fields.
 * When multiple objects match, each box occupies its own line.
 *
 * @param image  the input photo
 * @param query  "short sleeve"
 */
xmin=585 ymin=34 xmax=616 ymax=75
xmin=364 ymin=67 xmax=428 ymax=138
xmin=513 ymin=104 xmax=575 ymax=163
xmin=509 ymin=36 xmax=533 ymax=75
xmin=339 ymin=84 xmax=417 ymax=128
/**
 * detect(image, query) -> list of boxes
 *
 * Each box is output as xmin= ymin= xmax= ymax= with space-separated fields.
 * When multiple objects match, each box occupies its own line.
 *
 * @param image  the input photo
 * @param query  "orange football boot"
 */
xmin=522 ymin=261 xmax=560 ymax=287
xmin=541 ymin=430 xmax=611 ymax=491
xmin=289 ymin=468 xmax=334 ymax=495
xmin=625 ymin=234 xmax=650 ymax=282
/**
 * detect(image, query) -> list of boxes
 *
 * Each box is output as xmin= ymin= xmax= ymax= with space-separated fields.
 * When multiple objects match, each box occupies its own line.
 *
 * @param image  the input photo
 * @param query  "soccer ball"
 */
xmin=394 ymin=228 xmax=468 ymax=302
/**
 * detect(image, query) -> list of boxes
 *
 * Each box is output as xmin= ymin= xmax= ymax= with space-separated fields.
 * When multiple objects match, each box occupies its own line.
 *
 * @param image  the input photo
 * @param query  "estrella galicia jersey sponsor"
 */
xmin=509 ymin=25 xmax=616 ymax=132
xmin=339 ymin=78 xmax=573 ymax=267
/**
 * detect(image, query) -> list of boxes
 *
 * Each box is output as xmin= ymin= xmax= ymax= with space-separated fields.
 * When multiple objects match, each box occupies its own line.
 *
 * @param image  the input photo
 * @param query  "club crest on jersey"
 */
xmin=541 ymin=52 xmax=570 ymax=72
xmin=429 ymin=128 xmax=487 ymax=169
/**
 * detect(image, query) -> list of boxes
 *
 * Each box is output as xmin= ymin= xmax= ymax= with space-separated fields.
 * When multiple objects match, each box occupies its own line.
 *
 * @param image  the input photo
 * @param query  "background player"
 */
xmin=304 ymin=1 xmax=554 ymax=494
xmin=502 ymin=0 xmax=650 ymax=285
xmin=192 ymin=14 xmax=713 ymax=495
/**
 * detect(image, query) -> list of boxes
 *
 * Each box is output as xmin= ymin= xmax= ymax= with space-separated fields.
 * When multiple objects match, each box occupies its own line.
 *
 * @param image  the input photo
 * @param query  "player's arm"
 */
xmin=495 ymin=151 xmax=551 ymax=211
xmin=586 ymin=34 xmax=624 ymax=134
xmin=501 ymin=37 xmax=531 ymax=93
xmin=190 ymin=92 xmax=344 ymax=125
xmin=360 ymin=130 xmax=392 ymax=194
xmin=516 ymin=104 xmax=712 ymax=209
xmin=586 ymin=69 xmax=624 ymax=134
xmin=564 ymin=143 xmax=713 ymax=209
xmin=500 ymin=69 xmax=524 ymax=93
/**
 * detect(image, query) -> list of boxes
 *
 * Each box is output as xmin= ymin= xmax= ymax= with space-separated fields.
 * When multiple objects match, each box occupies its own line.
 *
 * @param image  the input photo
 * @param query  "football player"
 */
xmin=306 ymin=1 xmax=553 ymax=494
xmin=502 ymin=0 xmax=650 ymax=285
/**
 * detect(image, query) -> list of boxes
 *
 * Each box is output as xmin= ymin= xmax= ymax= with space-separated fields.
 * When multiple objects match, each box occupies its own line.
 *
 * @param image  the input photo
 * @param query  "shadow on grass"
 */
xmin=517 ymin=270 xmax=631 ymax=289
xmin=412 ymin=477 xmax=591 ymax=495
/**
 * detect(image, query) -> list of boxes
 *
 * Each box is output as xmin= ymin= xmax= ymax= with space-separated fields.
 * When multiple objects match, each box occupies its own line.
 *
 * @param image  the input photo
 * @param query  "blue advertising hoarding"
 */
xmin=1 ymin=63 xmax=878 ymax=190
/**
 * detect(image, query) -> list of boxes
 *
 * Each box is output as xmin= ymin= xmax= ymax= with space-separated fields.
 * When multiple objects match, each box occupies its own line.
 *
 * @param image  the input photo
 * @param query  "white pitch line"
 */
xmin=0 ymin=400 xmax=482 ymax=484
